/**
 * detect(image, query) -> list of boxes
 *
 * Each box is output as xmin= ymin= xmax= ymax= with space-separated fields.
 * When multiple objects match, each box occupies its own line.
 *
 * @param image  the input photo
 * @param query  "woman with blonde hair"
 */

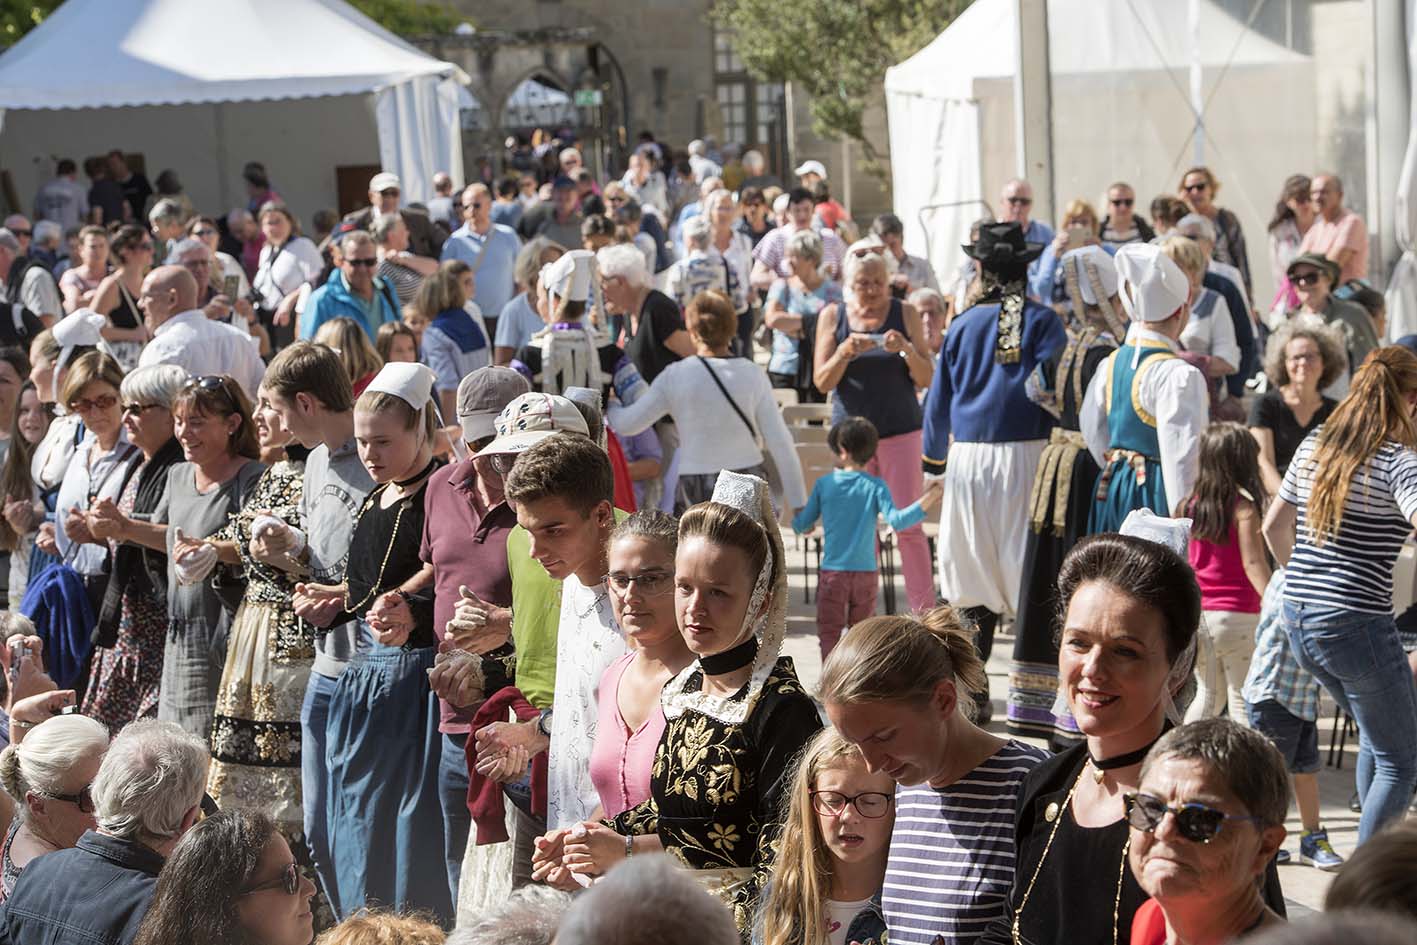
xmin=820 ymin=607 xmax=1046 ymax=945
xmin=316 ymin=911 xmax=445 ymax=945
xmin=1263 ymin=344 xmax=1417 ymax=843
xmin=314 ymin=317 xmax=383 ymax=397
xmin=755 ymin=729 xmax=893 ymax=945
xmin=1179 ymin=166 xmax=1252 ymax=298
xmin=1030 ymin=198 xmax=1113 ymax=306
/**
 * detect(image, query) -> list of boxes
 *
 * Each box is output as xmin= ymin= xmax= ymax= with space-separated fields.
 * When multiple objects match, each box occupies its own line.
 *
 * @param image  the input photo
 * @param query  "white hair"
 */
xmin=91 ymin=719 xmax=209 ymax=843
xmin=699 ymin=177 xmax=724 ymax=199
xmin=688 ymin=139 xmax=706 ymax=157
xmin=743 ymin=149 xmax=766 ymax=171
xmin=1176 ymin=212 xmax=1217 ymax=244
xmin=165 ymin=237 xmax=208 ymax=265
xmin=682 ymin=215 xmax=711 ymax=249
xmin=121 ymin=364 xmax=190 ymax=408
xmin=597 ymin=242 xmax=650 ymax=288
xmin=148 ymin=198 xmax=184 ymax=227
xmin=446 ymin=884 xmax=572 ymax=945
xmin=0 ymin=714 xmax=109 ymax=813
xmin=0 ymin=230 xmax=20 ymax=254
xmin=556 ymin=855 xmax=738 ymax=945
xmin=909 ymin=286 xmax=945 ymax=309
xmin=786 ymin=228 xmax=824 ymax=267
xmin=33 ymin=220 xmax=62 ymax=250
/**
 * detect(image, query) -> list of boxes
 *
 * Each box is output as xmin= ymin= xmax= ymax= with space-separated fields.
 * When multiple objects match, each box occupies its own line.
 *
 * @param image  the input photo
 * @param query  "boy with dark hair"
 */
xmin=792 ymin=416 xmax=941 ymax=657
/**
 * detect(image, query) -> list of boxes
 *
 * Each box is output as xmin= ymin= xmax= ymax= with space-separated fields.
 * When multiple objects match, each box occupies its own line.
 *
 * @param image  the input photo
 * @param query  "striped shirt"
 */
xmin=883 ymin=740 xmax=1048 ymax=945
xmin=1279 ymin=432 xmax=1417 ymax=614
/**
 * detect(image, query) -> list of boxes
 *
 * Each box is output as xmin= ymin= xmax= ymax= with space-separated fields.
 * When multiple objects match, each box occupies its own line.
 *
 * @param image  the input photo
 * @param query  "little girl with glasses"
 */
xmin=756 ymin=729 xmax=895 ymax=945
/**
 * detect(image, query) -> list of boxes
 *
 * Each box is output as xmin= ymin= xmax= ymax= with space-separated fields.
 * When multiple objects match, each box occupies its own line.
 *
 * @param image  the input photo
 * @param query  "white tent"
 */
xmin=886 ymin=0 xmax=1312 ymax=308
xmin=0 ymin=0 xmax=472 ymax=221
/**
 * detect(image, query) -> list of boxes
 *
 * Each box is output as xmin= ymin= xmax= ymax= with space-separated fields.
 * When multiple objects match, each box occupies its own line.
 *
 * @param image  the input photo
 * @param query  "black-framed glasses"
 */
xmin=184 ymin=375 xmax=239 ymax=409
xmin=9 ymin=228 xmax=31 ymax=238
xmin=1111 ymin=198 xmax=1134 ymax=207
xmin=36 ymin=784 xmax=95 ymax=814
xmin=1006 ymin=196 xmax=1033 ymax=206
xmin=1291 ymin=271 xmax=1322 ymax=287
xmin=1183 ymin=182 xmax=1209 ymax=193
xmin=346 ymin=257 xmax=378 ymax=268
xmin=810 ymin=790 xmax=893 ymax=819
xmin=122 ymin=402 xmax=165 ymax=416
xmin=1123 ymin=792 xmax=1262 ymax=844
xmin=240 ymin=861 xmax=300 ymax=897
xmin=192 ymin=227 xmax=218 ymax=238
xmin=607 ymin=569 xmax=673 ymax=596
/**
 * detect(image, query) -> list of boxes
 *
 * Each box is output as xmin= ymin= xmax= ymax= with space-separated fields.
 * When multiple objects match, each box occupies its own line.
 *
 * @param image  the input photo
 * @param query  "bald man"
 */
xmin=441 ymin=182 xmax=521 ymax=320
xmin=138 ymin=264 xmax=265 ymax=396
xmin=1298 ymin=173 xmax=1368 ymax=284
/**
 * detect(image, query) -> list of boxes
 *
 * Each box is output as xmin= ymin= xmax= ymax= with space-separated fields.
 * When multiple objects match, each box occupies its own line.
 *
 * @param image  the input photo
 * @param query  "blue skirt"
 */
xmin=1088 ymin=456 xmax=1168 ymax=535
xmin=325 ymin=642 xmax=452 ymax=924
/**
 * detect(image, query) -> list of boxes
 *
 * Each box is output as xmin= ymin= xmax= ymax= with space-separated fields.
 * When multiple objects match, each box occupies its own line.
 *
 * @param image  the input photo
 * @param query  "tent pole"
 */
xmin=1013 ymin=0 xmax=1055 ymax=224
xmin=1370 ymin=0 xmax=1408 ymax=282
xmin=1189 ymin=0 xmax=1204 ymax=165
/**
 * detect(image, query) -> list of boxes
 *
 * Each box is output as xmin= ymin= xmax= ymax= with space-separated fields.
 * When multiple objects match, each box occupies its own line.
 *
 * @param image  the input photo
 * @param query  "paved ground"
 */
xmin=774 ymin=527 xmax=1366 ymax=916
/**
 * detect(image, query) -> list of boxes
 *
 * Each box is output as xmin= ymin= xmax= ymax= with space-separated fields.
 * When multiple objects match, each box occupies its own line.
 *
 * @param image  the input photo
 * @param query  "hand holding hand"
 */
xmin=562 ymin=822 xmax=626 ymax=877
xmin=35 ymin=522 xmax=57 ymax=556
xmin=446 ymin=585 xmax=512 ymax=653
xmin=64 ymin=505 xmax=93 ymax=545
xmin=473 ymin=744 xmax=528 ymax=784
xmin=427 ymin=648 xmax=484 ymax=707
xmin=367 ymin=590 xmax=413 ymax=647
xmin=919 ymin=480 xmax=944 ymax=512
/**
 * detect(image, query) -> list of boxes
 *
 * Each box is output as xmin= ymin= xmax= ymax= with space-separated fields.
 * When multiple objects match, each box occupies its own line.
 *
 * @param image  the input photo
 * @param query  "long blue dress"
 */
xmin=1087 ymin=340 xmax=1175 ymax=533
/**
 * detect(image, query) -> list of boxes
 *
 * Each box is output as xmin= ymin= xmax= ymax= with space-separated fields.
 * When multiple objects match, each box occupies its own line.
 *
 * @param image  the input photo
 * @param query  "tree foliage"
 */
xmin=714 ymin=0 xmax=971 ymax=168
xmin=0 ymin=0 xmax=457 ymax=48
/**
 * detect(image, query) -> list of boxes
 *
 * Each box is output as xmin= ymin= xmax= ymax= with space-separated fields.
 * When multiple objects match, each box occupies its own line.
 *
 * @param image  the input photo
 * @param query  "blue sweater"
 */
xmin=922 ymin=298 xmax=1066 ymax=471
xmin=792 ymin=469 xmax=927 ymax=572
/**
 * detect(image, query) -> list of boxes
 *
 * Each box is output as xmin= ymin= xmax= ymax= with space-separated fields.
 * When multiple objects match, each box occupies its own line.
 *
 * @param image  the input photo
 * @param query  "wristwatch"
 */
xmin=536 ymin=708 xmax=553 ymax=739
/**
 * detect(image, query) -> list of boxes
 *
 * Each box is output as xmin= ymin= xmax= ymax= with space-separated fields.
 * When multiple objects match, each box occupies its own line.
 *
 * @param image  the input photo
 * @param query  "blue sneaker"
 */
xmin=1299 ymin=829 xmax=1344 ymax=871
xmin=1275 ymin=848 xmax=1291 ymax=865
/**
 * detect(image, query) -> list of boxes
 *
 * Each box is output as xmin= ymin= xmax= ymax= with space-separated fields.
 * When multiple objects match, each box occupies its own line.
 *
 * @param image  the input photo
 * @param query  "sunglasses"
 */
xmin=68 ymin=393 xmax=118 ymax=414
xmin=810 ymin=790 xmax=893 ymax=819
xmin=346 ymin=257 xmax=379 ymax=268
xmin=1110 ymin=198 xmax=1134 ymax=207
xmin=378 ymin=189 xmax=400 ymax=198
xmin=1291 ymin=270 xmax=1323 ymax=287
xmin=192 ymin=228 xmax=218 ymax=238
xmin=607 ymin=569 xmax=673 ymax=596
xmin=37 ymin=783 xmax=95 ymax=813
xmin=1124 ymin=792 xmax=1262 ymax=844
xmin=9 ymin=229 xmax=31 ymax=238
xmin=240 ymin=862 xmax=301 ymax=897
xmin=184 ymin=375 xmax=240 ymax=408
xmin=1183 ymin=182 xmax=1209 ymax=193
xmin=122 ymin=402 xmax=165 ymax=416
xmin=1006 ymin=196 xmax=1033 ymax=206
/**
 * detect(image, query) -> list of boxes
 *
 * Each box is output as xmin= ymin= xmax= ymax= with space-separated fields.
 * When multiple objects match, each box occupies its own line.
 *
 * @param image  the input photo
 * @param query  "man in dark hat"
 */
xmin=922 ymin=221 xmax=1067 ymax=720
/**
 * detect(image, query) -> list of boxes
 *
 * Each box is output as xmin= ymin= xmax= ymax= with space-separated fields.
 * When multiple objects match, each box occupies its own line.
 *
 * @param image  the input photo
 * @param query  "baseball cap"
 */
xmin=369 ymin=171 xmax=401 ymax=193
xmin=480 ymin=392 xmax=589 ymax=455
xmin=457 ymin=366 xmax=531 ymax=443
xmin=794 ymin=160 xmax=827 ymax=179
xmin=1286 ymin=252 xmax=1340 ymax=285
xmin=551 ymin=175 xmax=577 ymax=192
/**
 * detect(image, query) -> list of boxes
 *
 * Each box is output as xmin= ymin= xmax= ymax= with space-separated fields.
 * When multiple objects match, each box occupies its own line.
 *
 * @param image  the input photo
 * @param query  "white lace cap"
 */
xmin=661 ymin=470 xmax=789 ymax=725
xmin=1119 ymin=508 xmax=1198 ymax=723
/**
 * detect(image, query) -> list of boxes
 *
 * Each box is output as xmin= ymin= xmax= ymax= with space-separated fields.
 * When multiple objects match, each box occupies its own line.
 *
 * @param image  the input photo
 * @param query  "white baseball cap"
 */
xmin=794 ymin=160 xmax=827 ymax=179
xmin=480 ymin=392 xmax=590 ymax=455
xmin=369 ymin=172 xmax=401 ymax=193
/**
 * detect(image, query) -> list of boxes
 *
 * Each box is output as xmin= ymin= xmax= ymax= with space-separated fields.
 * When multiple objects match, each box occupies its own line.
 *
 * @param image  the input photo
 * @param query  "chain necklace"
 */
xmin=1011 ymin=761 xmax=1130 ymax=945
xmin=343 ymin=484 xmax=410 ymax=614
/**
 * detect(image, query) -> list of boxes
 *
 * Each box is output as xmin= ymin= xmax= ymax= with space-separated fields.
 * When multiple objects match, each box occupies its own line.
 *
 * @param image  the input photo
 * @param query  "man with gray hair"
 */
xmin=0 ymin=719 xmax=209 ymax=945
xmin=447 ymin=883 xmax=571 ymax=945
xmin=1176 ymin=212 xmax=1257 ymax=394
xmin=427 ymin=171 xmax=457 ymax=232
xmin=554 ymin=855 xmax=738 ymax=945
xmin=31 ymin=220 xmax=64 ymax=272
xmin=686 ymin=139 xmax=722 ymax=184
xmin=148 ymin=197 xmax=187 ymax=262
xmin=300 ymin=230 xmax=401 ymax=341
xmin=0 ymin=225 xmax=61 ymax=326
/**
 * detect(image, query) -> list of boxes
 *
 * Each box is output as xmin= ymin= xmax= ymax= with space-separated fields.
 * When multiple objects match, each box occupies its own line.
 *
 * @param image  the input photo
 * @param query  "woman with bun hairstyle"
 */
xmin=820 ymin=607 xmax=1047 ymax=945
xmin=0 ymin=713 xmax=109 ymax=902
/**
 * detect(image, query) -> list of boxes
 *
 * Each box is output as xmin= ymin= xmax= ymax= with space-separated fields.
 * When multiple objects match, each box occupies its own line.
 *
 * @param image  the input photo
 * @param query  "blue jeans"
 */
xmin=301 ymin=670 xmax=340 ymax=915
xmin=439 ymin=733 xmax=471 ymax=906
xmin=1283 ymin=600 xmax=1417 ymax=841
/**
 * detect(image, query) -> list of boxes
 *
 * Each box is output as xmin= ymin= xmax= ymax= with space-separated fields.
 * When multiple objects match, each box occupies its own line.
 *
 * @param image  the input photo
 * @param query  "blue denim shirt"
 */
xmin=0 ymin=830 xmax=164 ymax=945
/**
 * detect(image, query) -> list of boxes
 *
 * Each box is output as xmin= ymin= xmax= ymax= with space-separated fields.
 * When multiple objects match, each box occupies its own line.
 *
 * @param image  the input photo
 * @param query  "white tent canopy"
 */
xmin=886 ymin=0 xmax=1312 ymax=308
xmin=0 ymin=0 xmax=471 ymax=219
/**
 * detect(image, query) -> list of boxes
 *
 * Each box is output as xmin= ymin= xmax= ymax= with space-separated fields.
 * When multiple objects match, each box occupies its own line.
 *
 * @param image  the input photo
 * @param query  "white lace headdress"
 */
xmin=661 ymin=470 xmax=789 ymax=725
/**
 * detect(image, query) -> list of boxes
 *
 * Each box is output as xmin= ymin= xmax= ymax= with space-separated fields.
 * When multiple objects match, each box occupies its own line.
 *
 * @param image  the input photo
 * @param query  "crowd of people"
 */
xmin=0 ymin=130 xmax=1409 ymax=945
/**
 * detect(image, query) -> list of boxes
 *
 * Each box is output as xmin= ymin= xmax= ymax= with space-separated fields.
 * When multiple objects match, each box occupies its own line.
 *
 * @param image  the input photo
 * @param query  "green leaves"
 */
xmin=713 ymin=0 xmax=971 ymax=172
xmin=0 ymin=0 xmax=62 ymax=46
xmin=346 ymin=0 xmax=460 ymax=36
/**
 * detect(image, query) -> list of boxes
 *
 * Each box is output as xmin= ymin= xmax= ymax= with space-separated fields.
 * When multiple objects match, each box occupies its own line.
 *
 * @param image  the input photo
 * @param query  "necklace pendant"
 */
xmin=1092 ymin=764 xmax=1106 ymax=784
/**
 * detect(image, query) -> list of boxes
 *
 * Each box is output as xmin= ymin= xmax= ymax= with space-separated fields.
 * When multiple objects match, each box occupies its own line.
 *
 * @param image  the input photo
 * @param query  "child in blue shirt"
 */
xmin=792 ymin=416 xmax=942 ymax=657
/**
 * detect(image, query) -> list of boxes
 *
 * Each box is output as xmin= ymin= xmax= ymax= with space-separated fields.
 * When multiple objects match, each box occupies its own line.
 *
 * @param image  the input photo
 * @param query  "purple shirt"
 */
xmin=420 ymin=456 xmax=517 ymax=734
xmin=588 ymin=652 xmax=666 ymax=817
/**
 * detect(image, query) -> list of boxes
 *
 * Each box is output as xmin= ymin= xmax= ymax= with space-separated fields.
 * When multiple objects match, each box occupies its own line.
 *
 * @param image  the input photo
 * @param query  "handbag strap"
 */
xmin=697 ymin=356 xmax=757 ymax=441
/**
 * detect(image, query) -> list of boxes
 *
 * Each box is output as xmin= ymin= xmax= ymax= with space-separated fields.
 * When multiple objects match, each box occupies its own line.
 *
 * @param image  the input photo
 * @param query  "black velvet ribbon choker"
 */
xmin=1089 ymin=723 xmax=1171 ymax=771
xmin=699 ymin=636 xmax=759 ymax=676
xmin=394 ymin=456 xmax=438 ymax=488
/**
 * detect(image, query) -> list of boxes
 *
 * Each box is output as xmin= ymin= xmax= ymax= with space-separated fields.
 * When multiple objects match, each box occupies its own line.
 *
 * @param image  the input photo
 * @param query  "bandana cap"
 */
xmin=1061 ymin=246 xmax=1118 ymax=306
xmin=364 ymin=362 xmax=436 ymax=411
xmin=542 ymin=249 xmax=596 ymax=303
xmin=1114 ymin=243 xmax=1189 ymax=323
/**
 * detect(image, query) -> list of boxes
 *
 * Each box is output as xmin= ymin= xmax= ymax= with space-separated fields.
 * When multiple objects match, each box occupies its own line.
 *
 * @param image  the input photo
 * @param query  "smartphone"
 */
xmin=863 ymin=332 xmax=888 ymax=348
xmin=1065 ymin=225 xmax=1089 ymax=251
xmin=7 ymin=639 xmax=27 ymax=689
xmin=222 ymin=274 xmax=241 ymax=299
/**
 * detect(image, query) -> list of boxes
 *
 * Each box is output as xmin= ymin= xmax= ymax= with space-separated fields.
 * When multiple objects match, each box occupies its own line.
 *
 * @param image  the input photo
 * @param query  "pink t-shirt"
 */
xmin=1188 ymin=517 xmax=1262 ymax=614
xmin=588 ymin=652 xmax=667 ymax=818
xmin=1298 ymin=208 xmax=1368 ymax=283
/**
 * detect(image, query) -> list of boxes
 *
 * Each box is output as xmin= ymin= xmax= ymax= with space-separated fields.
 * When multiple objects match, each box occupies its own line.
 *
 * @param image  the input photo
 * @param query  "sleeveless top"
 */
xmin=1188 ymin=509 xmax=1263 ymax=614
xmin=1103 ymin=341 xmax=1177 ymax=460
xmin=107 ymin=279 xmax=141 ymax=330
xmin=831 ymin=298 xmax=922 ymax=438
xmin=0 ymin=818 xmax=22 ymax=903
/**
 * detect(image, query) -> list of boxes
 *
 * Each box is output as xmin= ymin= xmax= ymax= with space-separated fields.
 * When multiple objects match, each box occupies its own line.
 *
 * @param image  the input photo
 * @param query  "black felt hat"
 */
xmin=962 ymin=221 xmax=1045 ymax=274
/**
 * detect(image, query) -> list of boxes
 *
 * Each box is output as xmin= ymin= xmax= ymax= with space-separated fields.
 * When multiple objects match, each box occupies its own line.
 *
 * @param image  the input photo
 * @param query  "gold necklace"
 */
xmin=1011 ymin=760 xmax=1131 ymax=945
xmin=343 ymin=484 xmax=408 ymax=614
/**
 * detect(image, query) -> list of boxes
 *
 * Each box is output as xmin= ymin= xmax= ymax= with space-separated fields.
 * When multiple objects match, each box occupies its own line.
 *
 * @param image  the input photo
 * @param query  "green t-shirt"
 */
xmin=507 ymin=525 xmax=562 ymax=709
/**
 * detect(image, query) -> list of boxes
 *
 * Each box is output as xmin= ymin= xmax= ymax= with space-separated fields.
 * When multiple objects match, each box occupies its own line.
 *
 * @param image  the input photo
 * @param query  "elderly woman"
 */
xmin=909 ymin=286 xmax=947 ymax=354
xmin=133 ymin=809 xmax=317 ymax=945
xmin=82 ymin=365 xmax=188 ymax=731
xmin=494 ymin=237 xmax=566 ymax=364
xmin=59 ymin=226 xmax=111 ymax=314
xmin=53 ymin=352 xmax=137 ymax=622
xmin=1180 ymin=166 xmax=1252 ymax=299
xmin=978 ymin=532 xmax=1284 ymax=945
xmin=816 ymin=249 xmax=934 ymax=612
xmin=598 ymin=242 xmax=693 ymax=385
xmin=1284 ymin=253 xmax=1376 ymax=397
xmin=1029 ymin=199 xmax=1113 ymax=306
xmin=1248 ymin=317 xmax=1343 ymax=496
xmin=704 ymin=189 xmax=755 ymax=354
xmin=372 ymin=213 xmax=438 ymax=307
xmin=0 ymin=713 xmax=110 ymax=901
xmin=764 ymin=229 xmax=840 ymax=404
xmin=252 ymin=202 xmax=324 ymax=334
xmin=1127 ymin=719 xmax=1288 ymax=945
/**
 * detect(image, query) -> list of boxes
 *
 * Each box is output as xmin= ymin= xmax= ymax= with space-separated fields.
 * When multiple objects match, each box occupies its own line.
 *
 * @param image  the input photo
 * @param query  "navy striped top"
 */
xmin=1280 ymin=431 xmax=1417 ymax=614
xmin=883 ymin=739 xmax=1048 ymax=945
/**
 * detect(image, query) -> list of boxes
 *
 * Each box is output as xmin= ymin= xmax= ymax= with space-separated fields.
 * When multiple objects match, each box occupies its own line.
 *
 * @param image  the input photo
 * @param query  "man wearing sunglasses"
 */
xmin=996 ymin=179 xmax=1053 ymax=283
xmin=340 ymin=171 xmax=444 ymax=259
xmin=299 ymin=230 xmax=401 ymax=343
xmin=135 ymin=265 xmax=266 ymax=399
xmin=1099 ymin=182 xmax=1155 ymax=248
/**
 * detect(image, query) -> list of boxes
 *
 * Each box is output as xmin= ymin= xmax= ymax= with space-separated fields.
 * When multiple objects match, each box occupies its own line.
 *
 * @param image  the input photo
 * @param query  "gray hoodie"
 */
xmin=301 ymin=436 xmax=373 ymax=678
